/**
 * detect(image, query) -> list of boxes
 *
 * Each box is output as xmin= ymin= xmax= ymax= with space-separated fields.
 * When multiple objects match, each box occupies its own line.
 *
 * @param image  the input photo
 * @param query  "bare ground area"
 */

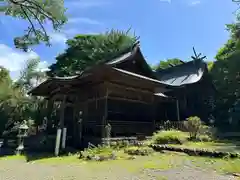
xmin=0 ymin=154 xmax=237 ymax=180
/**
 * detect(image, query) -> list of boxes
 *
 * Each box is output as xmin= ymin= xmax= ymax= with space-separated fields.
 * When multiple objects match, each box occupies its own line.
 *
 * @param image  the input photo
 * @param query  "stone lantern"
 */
xmin=16 ymin=122 xmax=29 ymax=155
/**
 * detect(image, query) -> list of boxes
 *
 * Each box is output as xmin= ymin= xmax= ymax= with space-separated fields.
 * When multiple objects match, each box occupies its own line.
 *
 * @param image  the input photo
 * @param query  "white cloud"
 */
xmin=64 ymin=28 xmax=100 ymax=37
xmin=36 ymin=61 xmax=49 ymax=72
xmin=189 ymin=0 xmax=201 ymax=6
xmin=0 ymin=44 xmax=41 ymax=79
xmin=49 ymin=32 xmax=67 ymax=44
xmin=68 ymin=17 xmax=102 ymax=25
xmin=0 ymin=44 xmax=38 ymax=72
xmin=0 ymin=44 xmax=50 ymax=80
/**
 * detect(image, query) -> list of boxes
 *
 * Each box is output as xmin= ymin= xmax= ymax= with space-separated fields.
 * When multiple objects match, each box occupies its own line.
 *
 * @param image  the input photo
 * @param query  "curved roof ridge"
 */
xmin=154 ymin=59 xmax=207 ymax=87
xmin=156 ymin=59 xmax=205 ymax=74
xmin=102 ymin=41 xmax=140 ymax=64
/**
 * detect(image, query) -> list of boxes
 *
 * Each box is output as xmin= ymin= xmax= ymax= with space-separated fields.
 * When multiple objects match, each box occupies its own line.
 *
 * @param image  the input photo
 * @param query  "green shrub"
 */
xmin=197 ymin=134 xmax=212 ymax=142
xmin=110 ymin=140 xmax=129 ymax=149
xmin=184 ymin=116 xmax=203 ymax=140
xmin=79 ymin=146 xmax=117 ymax=161
xmin=124 ymin=146 xmax=154 ymax=156
xmin=152 ymin=130 xmax=188 ymax=145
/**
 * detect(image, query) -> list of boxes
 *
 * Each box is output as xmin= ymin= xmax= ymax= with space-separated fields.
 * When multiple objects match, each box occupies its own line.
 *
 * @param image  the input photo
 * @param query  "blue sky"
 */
xmin=0 ymin=0 xmax=237 ymax=79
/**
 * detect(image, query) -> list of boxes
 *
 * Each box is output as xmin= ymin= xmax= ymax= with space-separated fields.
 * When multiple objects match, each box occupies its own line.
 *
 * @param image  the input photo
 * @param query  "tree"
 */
xmin=210 ymin=52 xmax=240 ymax=130
xmin=0 ymin=0 xmax=67 ymax=51
xmin=15 ymin=58 xmax=46 ymax=93
xmin=209 ymin=22 xmax=240 ymax=130
xmin=207 ymin=61 xmax=214 ymax=71
xmin=0 ymin=58 xmax=47 ymax=136
xmin=0 ymin=66 xmax=11 ymax=84
xmin=229 ymin=1 xmax=240 ymax=41
xmin=215 ymin=24 xmax=239 ymax=60
xmin=152 ymin=58 xmax=184 ymax=71
xmin=14 ymin=58 xmax=47 ymax=126
xmin=47 ymin=29 xmax=139 ymax=77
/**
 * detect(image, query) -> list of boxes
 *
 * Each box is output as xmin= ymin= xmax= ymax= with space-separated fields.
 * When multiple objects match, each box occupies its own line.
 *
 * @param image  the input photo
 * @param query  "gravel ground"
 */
xmin=0 ymin=159 xmax=236 ymax=180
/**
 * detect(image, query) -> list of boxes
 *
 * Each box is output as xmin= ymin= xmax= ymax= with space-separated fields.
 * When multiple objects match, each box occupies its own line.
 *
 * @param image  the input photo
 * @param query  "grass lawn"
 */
xmin=1 ymin=150 xmax=240 ymax=175
xmin=0 ymin=150 xmax=239 ymax=180
xmin=169 ymin=140 xmax=240 ymax=153
xmin=1 ymin=128 xmax=240 ymax=179
xmin=152 ymin=129 xmax=240 ymax=153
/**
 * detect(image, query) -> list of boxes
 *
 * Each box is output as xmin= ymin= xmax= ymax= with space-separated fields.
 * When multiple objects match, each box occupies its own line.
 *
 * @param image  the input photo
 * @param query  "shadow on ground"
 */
xmin=0 ymin=147 xmax=79 ymax=162
xmin=214 ymin=139 xmax=240 ymax=152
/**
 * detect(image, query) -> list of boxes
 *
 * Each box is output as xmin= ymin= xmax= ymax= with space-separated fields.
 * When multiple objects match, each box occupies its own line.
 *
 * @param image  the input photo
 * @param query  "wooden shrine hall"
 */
xmin=28 ymin=42 xmax=213 ymax=151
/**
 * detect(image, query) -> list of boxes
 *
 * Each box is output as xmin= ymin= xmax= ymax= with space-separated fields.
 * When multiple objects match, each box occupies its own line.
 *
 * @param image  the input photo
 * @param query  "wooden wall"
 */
xmin=51 ymin=80 xmax=163 ymax=144
xmin=106 ymin=82 xmax=155 ymax=136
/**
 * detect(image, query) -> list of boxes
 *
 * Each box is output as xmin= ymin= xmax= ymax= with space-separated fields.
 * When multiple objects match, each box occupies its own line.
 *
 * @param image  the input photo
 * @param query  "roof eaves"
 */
xmin=156 ymin=59 xmax=204 ymax=74
xmin=106 ymin=51 xmax=133 ymax=65
xmin=154 ymin=92 xmax=168 ymax=98
xmin=112 ymin=68 xmax=166 ymax=85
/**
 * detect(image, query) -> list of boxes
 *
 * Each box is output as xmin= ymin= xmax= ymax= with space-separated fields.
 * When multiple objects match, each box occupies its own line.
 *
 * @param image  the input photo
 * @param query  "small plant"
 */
xmin=184 ymin=116 xmax=203 ymax=140
xmin=198 ymin=134 xmax=212 ymax=142
xmin=79 ymin=145 xmax=117 ymax=161
xmin=152 ymin=130 xmax=188 ymax=145
xmin=124 ymin=146 xmax=154 ymax=156
xmin=113 ymin=140 xmax=130 ymax=149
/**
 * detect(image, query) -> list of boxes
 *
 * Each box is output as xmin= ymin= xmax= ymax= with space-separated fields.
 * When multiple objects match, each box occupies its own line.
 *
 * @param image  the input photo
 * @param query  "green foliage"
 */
xmin=228 ymin=99 xmax=240 ymax=127
xmin=153 ymin=58 xmax=184 ymax=71
xmin=215 ymin=39 xmax=238 ymax=60
xmin=207 ymin=61 xmax=214 ymax=71
xmin=47 ymin=29 xmax=139 ymax=77
xmin=214 ymin=23 xmax=239 ymax=61
xmin=210 ymin=50 xmax=240 ymax=129
xmin=124 ymin=146 xmax=153 ymax=156
xmin=152 ymin=144 xmax=240 ymax=158
xmin=0 ymin=58 xmax=48 ymax=137
xmin=0 ymin=0 xmax=67 ymax=50
xmin=79 ymin=146 xmax=117 ymax=161
xmin=152 ymin=130 xmax=188 ymax=145
xmin=208 ymin=22 xmax=240 ymax=130
xmin=198 ymin=134 xmax=212 ymax=142
xmin=110 ymin=140 xmax=130 ymax=149
xmin=15 ymin=58 xmax=46 ymax=93
xmin=184 ymin=116 xmax=203 ymax=140
xmin=0 ymin=66 xmax=11 ymax=84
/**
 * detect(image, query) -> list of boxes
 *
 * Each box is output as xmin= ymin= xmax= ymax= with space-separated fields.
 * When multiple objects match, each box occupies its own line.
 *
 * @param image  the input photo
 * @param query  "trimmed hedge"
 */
xmin=152 ymin=130 xmax=188 ymax=145
xmin=150 ymin=144 xmax=240 ymax=159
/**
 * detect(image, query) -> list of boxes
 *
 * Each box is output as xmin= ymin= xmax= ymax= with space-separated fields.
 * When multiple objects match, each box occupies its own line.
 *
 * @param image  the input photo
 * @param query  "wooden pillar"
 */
xmin=60 ymin=95 xmax=67 ymax=150
xmin=76 ymin=103 xmax=83 ymax=147
xmin=46 ymin=98 xmax=54 ymax=132
xmin=59 ymin=95 xmax=66 ymax=129
xmin=152 ymin=95 xmax=156 ymax=133
xmin=72 ymin=104 xmax=78 ymax=147
xmin=102 ymin=83 xmax=109 ymax=138
xmin=78 ymin=113 xmax=83 ymax=147
xmin=176 ymin=99 xmax=180 ymax=121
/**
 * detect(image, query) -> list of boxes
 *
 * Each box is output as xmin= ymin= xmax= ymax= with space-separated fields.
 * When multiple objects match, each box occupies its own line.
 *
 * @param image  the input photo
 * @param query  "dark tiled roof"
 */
xmin=154 ymin=59 xmax=207 ymax=87
xmin=28 ymin=42 xmax=209 ymax=96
